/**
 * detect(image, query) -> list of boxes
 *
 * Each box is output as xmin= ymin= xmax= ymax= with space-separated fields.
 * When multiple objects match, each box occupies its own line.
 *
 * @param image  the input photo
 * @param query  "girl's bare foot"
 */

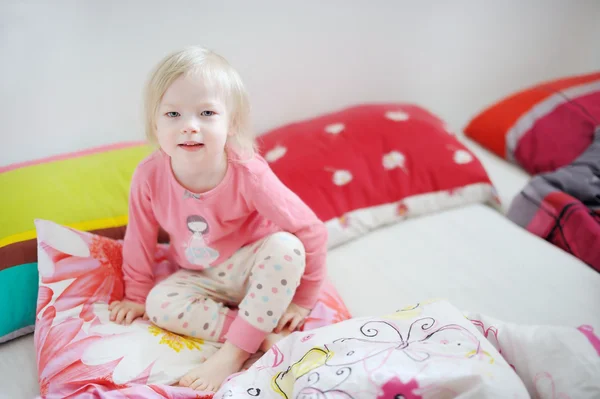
xmin=260 ymin=330 xmax=290 ymax=352
xmin=179 ymin=341 xmax=250 ymax=392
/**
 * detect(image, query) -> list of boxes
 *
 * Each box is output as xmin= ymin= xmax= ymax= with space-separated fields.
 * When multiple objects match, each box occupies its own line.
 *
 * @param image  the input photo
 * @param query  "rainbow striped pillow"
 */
xmin=0 ymin=142 xmax=152 ymax=343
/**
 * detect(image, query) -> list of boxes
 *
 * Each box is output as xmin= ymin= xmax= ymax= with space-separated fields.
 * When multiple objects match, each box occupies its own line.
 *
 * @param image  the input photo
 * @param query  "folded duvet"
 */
xmin=507 ymin=129 xmax=600 ymax=271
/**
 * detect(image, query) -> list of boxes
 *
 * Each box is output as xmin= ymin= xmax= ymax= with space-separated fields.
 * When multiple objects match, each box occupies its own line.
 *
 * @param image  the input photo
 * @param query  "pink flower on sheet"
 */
xmin=302 ymin=281 xmax=352 ymax=331
xmin=56 ymin=378 xmax=207 ymax=399
xmin=34 ymin=306 xmax=108 ymax=397
xmin=34 ymin=306 xmax=189 ymax=398
xmin=36 ymin=286 xmax=54 ymax=315
xmin=40 ymin=233 xmax=124 ymax=318
xmin=145 ymin=384 xmax=213 ymax=399
xmin=377 ymin=376 xmax=422 ymax=399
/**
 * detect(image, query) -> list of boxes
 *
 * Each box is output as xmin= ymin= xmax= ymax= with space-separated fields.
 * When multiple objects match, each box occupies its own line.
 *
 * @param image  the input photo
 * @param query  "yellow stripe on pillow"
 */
xmin=0 ymin=215 xmax=130 ymax=248
xmin=0 ymin=144 xmax=152 ymax=245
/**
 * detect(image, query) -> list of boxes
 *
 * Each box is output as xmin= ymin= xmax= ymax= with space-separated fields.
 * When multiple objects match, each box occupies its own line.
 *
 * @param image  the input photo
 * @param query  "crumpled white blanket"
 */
xmin=216 ymin=299 xmax=600 ymax=399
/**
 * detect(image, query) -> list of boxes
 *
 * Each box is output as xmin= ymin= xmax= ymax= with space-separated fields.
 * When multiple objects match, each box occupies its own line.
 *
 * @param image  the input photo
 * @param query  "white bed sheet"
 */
xmin=0 ymin=334 xmax=38 ymax=399
xmin=459 ymin=135 xmax=531 ymax=212
xmin=327 ymin=203 xmax=600 ymax=329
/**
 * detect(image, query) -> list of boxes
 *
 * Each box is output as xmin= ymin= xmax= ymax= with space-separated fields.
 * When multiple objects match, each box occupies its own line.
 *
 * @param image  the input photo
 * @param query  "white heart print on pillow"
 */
xmin=385 ymin=110 xmax=410 ymax=122
xmin=453 ymin=150 xmax=473 ymax=164
xmin=326 ymin=168 xmax=353 ymax=186
xmin=382 ymin=151 xmax=407 ymax=172
xmin=265 ymin=145 xmax=287 ymax=163
xmin=324 ymin=123 xmax=345 ymax=135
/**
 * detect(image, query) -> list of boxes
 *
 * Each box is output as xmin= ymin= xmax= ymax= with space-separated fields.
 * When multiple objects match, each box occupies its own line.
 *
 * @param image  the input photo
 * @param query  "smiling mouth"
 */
xmin=178 ymin=142 xmax=205 ymax=152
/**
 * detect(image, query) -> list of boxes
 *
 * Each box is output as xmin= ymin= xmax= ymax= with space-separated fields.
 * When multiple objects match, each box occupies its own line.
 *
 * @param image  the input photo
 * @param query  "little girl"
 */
xmin=108 ymin=46 xmax=328 ymax=392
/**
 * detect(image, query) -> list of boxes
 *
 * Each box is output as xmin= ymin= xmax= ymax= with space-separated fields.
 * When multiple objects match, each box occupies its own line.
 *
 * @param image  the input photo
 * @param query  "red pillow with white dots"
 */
xmin=258 ymin=103 xmax=500 ymax=248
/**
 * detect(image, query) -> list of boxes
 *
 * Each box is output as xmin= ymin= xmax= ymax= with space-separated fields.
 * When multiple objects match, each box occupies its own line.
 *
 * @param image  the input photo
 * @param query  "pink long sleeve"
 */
xmin=120 ymin=150 xmax=327 ymax=309
xmin=121 ymin=166 xmax=160 ymax=304
xmin=245 ymin=158 xmax=328 ymax=309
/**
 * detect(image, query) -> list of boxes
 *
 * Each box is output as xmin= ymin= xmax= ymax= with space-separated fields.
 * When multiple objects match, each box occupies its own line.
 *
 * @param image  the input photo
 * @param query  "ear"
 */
xmin=227 ymin=122 xmax=237 ymax=137
xmin=227 ymin=115 xmax=238 ymax=137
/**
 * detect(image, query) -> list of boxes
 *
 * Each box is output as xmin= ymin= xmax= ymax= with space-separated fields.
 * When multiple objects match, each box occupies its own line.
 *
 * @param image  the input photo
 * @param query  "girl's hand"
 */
xmin=109 ymin=300 xmax=148 ymax=325
xmin=275 ymin=303 xmax=310 ymax=333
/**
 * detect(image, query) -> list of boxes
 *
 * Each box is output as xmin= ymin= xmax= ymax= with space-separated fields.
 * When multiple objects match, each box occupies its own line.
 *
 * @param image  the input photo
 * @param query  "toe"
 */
xmin=191 ymin=378 xmax=208 ymax=391
xmin=179 ymin=375 xmax=191 ymax=387
xmin=180 ymin=367 xmax=202 ymax=387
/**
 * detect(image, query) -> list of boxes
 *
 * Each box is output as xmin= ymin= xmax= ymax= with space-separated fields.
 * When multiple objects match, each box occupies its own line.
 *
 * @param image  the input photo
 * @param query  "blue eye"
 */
xmin=166 ymin=112 xmax=180 ymax=117
xmin=201 ymin=111 xmax=215 ymax=116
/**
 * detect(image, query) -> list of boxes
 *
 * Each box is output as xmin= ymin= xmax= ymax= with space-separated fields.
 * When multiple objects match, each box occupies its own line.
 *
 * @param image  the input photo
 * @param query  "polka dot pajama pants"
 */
xmin=145 ymin=232 xmax=306 ymax=354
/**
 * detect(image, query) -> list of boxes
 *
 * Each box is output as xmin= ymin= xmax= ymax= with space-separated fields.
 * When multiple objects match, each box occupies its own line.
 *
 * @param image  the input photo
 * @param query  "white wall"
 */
xmin=1 ymin=0 xmax=599 ymax=166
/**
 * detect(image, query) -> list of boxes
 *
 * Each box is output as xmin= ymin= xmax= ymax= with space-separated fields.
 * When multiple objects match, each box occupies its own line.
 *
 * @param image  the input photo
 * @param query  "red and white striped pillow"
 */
xmin=464 ymin=72 xmax=600 ymax=175
xmin=258 ymin=103 xmax=499 ymax=248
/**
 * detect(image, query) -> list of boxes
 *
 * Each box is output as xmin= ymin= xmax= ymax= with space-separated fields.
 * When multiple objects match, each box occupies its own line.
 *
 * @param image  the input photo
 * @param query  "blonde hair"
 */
xmin=144 ymin=46 xmax=256 ymax=158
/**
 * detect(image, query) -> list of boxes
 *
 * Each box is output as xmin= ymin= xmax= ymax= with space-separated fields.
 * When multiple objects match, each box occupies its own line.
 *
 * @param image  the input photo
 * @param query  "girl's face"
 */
xmin=189 ymin=220 xmax=207 ymax=233
xmin=156 ymin=73 xmax=230 ymax=171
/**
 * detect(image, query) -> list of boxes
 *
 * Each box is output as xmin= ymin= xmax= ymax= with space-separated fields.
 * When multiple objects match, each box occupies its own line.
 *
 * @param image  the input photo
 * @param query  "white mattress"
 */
xmin=327 ymin=203 xmax=600 ymax=328
xmin=1 ymin=142 xmax=595 ymax=399
xmin=459 ymin=136 xmax=531 ymax=212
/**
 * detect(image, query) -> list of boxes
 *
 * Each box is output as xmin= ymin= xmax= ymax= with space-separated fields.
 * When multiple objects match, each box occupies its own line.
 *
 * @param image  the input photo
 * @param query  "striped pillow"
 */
xmin=464 ymin=71 xmax=600 ymax=175
xmin=0 ymin=142 xmax=153 ymax=343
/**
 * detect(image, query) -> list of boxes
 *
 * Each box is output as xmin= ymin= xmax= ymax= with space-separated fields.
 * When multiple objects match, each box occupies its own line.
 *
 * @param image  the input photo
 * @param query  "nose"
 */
xmin=181 ymin=117 xmax=200 ymax=134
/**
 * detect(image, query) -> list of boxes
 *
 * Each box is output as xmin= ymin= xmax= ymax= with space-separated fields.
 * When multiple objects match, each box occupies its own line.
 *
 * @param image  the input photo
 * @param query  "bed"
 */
xmin=328 ymin=201 xmax=600 ymax=328
xmin=2 ymin=134 xmax=598 ymax=399
xmin=460 ymin=137 xmax=530 ymax=213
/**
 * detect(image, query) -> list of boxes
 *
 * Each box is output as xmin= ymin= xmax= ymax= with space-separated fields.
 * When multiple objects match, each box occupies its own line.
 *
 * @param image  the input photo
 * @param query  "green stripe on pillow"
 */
xmin=0 ymin=263 xmax=39 ymax=342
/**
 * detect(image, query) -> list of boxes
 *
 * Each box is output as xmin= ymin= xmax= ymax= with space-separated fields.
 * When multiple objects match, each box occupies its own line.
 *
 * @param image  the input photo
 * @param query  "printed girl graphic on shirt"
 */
xmin=184 ymin=215 xmax=220 ymax=268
